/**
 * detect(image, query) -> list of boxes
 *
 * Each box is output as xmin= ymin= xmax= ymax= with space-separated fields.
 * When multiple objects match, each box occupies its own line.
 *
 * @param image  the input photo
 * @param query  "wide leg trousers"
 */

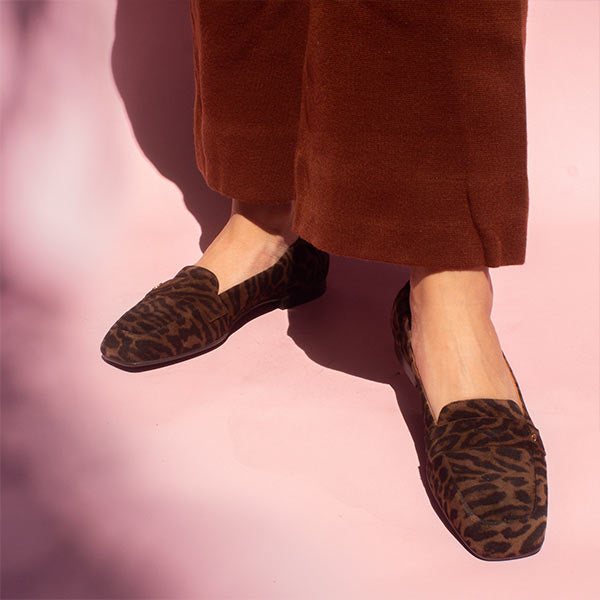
xmin=189 ymin=0 xmax=530 ymax=268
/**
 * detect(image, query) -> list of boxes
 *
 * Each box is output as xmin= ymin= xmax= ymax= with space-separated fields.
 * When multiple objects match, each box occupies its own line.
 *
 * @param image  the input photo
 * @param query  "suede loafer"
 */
xmin=101 ymin=236 xmax=329 ymax=369
xmin=390 ymin=279 xmax=548 ymax=560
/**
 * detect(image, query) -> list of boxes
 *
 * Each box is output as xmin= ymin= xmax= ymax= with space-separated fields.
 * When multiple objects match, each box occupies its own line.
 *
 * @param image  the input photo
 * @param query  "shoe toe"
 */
xmin=101 ymin=311 xmax=231 ymax=367
xmin=443 ymin=445 xmax=536 ymax=520
xmin=100 ymin=322 xmax=175 ymax=367
xmin=100 ymin=267 xmax=230 ymax=367
xmin=431 ymin=444 xmax=546 ymax=559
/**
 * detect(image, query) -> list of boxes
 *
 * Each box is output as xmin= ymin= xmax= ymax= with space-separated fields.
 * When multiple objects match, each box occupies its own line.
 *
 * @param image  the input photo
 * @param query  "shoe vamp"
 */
xmin=441 ymin=445 xmax=536 ymax=522
xmin=116 ymin=289 xmax=228 ymax=335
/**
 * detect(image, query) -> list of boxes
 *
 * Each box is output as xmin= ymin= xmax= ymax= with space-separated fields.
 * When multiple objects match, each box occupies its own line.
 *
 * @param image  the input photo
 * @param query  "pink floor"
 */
xmin=2 ymin=1 xmax=599 ymax=598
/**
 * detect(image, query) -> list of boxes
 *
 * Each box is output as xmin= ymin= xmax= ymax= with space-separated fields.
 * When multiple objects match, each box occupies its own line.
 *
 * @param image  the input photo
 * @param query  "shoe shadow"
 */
xmin=110 ymin=0 xmax=455 ymax=540
xmin=286 ymin=255 xmax=465 ymax=546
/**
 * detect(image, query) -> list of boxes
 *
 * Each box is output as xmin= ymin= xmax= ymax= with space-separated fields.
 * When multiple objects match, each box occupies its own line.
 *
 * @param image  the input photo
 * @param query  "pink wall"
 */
xmin=1 ymin=1 xmax=598 ymax=598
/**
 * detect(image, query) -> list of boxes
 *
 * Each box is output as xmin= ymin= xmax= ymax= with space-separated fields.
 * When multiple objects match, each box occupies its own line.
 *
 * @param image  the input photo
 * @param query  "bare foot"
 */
xmin=196 ymin=198 xmax=298 ymax=294
xmin=408 ymin=266 xmax=523 ymax=423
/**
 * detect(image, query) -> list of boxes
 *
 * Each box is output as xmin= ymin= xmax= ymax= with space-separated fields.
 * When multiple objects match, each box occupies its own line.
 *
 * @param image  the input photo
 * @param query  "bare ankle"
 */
xmin=410 ymin=265 xmax=490 ymax=286
xmin=231 ymin=198 xmax=294 ymax=237
xmin=409 ymin=266 xmax=493 ymax=315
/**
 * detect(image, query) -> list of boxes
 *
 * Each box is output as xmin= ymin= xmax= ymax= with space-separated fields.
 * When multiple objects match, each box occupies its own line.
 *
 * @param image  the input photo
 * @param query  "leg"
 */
xmin=194 ymin=198 xmax=297 ymax=294
xmin=189 ymin=0 xmax=310 ymax=293
xmin=408 ymin=265 xmax=523 ymax=423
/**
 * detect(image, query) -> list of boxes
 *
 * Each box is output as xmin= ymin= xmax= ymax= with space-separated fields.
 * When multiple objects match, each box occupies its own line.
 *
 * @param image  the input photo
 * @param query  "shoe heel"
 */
xmin=393 ymin=339 xmax=418 ymax=388
xmin=280 ymin=280 xmax=327 ymax=309
xmin=401 ymin=355 xmax=418 ymax=388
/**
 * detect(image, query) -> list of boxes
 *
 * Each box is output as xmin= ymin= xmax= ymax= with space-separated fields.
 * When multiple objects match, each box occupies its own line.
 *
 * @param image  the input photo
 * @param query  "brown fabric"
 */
xmin=189 ymin=0 xmax=530 ymax=268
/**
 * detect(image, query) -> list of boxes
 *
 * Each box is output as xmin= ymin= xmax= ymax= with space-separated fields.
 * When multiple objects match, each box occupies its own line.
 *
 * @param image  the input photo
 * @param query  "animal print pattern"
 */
xmin=390 ymin=280 xmax=548 ymax=560
xmin=101 ymin=237 xmax=329 ymax=368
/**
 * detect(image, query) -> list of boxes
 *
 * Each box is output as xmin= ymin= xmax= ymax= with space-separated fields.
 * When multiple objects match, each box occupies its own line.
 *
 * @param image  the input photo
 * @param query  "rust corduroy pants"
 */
xmin=189 ymin=0 xmax=530 ymax=268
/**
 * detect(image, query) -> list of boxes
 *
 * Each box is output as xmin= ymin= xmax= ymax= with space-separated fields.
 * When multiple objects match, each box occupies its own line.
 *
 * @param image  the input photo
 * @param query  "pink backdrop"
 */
xmin=1 ymin=1 xmax=598 ymax=598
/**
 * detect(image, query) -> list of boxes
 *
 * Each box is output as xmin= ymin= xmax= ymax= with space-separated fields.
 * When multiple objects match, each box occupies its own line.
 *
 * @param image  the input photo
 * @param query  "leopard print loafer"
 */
xmin=390 ymin=280 xmax=548 ymax=560
xmin=101 ymin=236 xmax=329 ymax=369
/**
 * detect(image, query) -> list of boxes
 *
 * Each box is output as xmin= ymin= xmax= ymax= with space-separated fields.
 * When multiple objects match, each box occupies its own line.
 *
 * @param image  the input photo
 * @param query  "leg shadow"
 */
xmin=111 ymin=0 xmax=229 ymax=250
